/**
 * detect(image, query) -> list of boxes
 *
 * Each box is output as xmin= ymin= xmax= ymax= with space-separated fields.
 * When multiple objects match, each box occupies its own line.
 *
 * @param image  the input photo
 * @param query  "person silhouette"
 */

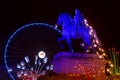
xmin=74 ymin=9 xmax=84 ymax=27
xmin=73 ymin=9 xmax=84 ymax=38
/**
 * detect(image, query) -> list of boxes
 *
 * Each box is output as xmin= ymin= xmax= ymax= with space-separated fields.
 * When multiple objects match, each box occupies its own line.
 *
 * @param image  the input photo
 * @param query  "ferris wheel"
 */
xmin=4 ymin=23 xmax=64 ymax=80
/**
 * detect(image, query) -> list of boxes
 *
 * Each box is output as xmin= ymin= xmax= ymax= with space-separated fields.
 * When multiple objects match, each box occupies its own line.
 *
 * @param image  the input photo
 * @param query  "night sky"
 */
xmin=0 ymin=0 xmax=120 ymax=65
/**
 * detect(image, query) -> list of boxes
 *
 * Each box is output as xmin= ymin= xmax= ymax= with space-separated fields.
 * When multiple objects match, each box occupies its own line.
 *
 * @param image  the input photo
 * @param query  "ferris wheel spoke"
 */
xmin=11 ymin=38 xmax=26 ymax=50
xmin=4 ymin=23 xmax=62 ymax=80
xmin=27 ymin=28 xmax=36 ymax=40
xmin=23 ymin=29 xmax=32 ymax=40
xmin=41 ymin=27 xmax=46 ymax=41
xmin=36 ymin=26 xmax=41 ymax=41
xmin=14 ymin=30 xmax=27 ymax=42
xmin=7 ymin=45 xmax=27 ymax=53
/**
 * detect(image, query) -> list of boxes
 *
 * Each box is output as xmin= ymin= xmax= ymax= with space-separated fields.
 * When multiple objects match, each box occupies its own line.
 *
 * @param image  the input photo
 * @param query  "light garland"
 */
xmin=73 ymin=60 xmax=106 ymax=77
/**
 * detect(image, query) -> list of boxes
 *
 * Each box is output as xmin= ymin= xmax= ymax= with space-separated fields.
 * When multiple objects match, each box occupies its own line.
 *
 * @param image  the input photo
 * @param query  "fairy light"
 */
xmin=107 ymin=69 xmax=110 ymax=72
xmin=55 ymin=24 xmax=58 ymax=28
xmin=108 ymin=61 xmax=111 ymax=64
xmin=83 ymin=15 xmax=105 ymax=59
xmin=20 ymin=61 xmax=25 ymax=66
xmin=96 ymin=40 xmax=99 ymax=44
xmin=90 ymin=29 xmax=93 ymax=33
xmin=103 ymin=53 xmax=106 ymax=56
xmin=24 ymin=56 xmax=29 ymax=63
xmin=110 ymin=64 xmax=114 ymax=67
xmin=109 ymin=71 xmax=112 ymax=74
xmin=84 ymin=19 xmax=89 ymax=26
xmin=17 ymin=73 xmax=22 ymax=78
xmin=93 ymin=34 xmax=96 ymax=38
xmin=8 ymin=68 xmax=12 ymax=72
xmin=50 ymin=65 xmax=54 ymax=70
xmin=73 ymin=60 xmax=106 ymax=77
xmin=99 ymin=48 xmax=102 ymax=51
xmin=89 ymin=31 xmax=92 ymax=35
xmin=22 ymin=66 xmax=25 ymax=70
xmin=101 ymin=49 xmax=104 ymax=52
xmin=84 ymin=19 xmax=87 ymax=23
xmin=81 ymin=43 xmax=85 ymax=46
xmin=92 ymin=40 xmax=95 ymax=43
xmin=17 ymin=64 xmax=21 ymax=69
xmin=24 ymin=73 xmax=27 ymax=76
xmin=96 ymin=51 xmax=99 ymax=55
xmin=93 ymin=44 xmax=97 ymax=47
xmin=93 ymin=75 xmax=96 ymax=77
xmin=89 ymin=26 xmax=92 ymax=29
xmin=43 ymin=57 xmax=48 ymax=63
xmin=99 ymin=55 xmax=102 ymax=59
xmin=86 ymin=49 xmax=89 ymax=53
xmin=30 ymin=67 xmax=33 ymax=71
xmin=35 ymin=55 xmax=38 ymax=61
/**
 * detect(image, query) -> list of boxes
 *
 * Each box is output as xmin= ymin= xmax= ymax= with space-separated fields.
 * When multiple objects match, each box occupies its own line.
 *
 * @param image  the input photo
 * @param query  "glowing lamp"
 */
xmin=81 ymin=43 xmax=85 ymax=46
xmin=96 ymin=51 xmax=99 ymax=54
xmin=110 ymin=64 xmax=114 ymax=67
xmin=107 ymin=69 xmax=110 ymax=72
xmin=89 ymin=26 xmax=92 ymax=29
xmin=55 ymin=24 xmax=58 ymax=28
xmin=103 ymin=53 xmax=106 ymax=56
xmin=8 ymin=68 xmax=12 ymax=72
xmin=93 ymin=44 xmax=97 ymax=47
xmin=99 ymin=55 xmax=102 ymax=59
xmin=38 ymin=51 xmax=46 ymax=59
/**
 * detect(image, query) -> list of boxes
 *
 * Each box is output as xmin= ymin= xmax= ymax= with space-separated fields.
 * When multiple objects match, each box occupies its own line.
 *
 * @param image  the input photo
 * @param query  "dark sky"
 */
xmin=0 ymin=0 xmax=120 ymax=64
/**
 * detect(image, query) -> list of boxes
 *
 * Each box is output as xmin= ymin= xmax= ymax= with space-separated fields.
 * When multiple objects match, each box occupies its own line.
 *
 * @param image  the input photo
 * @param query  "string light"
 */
xmin=103 ymin=53 xmax=106 ymax=56
xmin=107 ymin=69 xmax=110 ymax=72
xmin=110 ymin=64 xmax=114 ymax=67
xmin=93 ymin=44 xmax=97 ymax=47
xmin=81 ymin=43 xmax=85 ymax=46
xmin=73 ymin=60 xmax=106 ymax=77
xmin=99 ymin=55 xmax=103 ymax=59
xmin=96 ymin=40 xmax=99 ymax=44
xmin=89 ymin=26 xmax=93 ymax=29
xmin=96 ymin=52 xmax=99 ymax=55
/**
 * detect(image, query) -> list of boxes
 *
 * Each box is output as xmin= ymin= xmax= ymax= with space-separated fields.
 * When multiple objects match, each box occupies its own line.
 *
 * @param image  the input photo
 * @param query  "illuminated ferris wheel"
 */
xmin=4 ymin=23 xmax=63 ymax=80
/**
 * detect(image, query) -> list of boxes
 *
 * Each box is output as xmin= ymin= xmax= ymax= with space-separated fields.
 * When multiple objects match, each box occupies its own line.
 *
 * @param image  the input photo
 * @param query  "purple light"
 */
xmin=24 ymin=56 xmax=29 ymax=63
xmin=17 ymin=64 xmax=21 ymax=69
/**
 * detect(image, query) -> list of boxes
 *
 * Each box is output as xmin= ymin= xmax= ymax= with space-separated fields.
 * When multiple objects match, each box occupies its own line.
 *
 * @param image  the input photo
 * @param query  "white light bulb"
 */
xmin=17 ymin=74 xmax=22 ymax=77
xmin=43 ymin=57 xmax=48 ymax=63
xmin=99 ymin=55 xmax=102 ymax=59
xmin=55 ymin=24 xmax=58 ymax=28
xmin=8 ymin=68 xmax=12 ymax=72
xmin=93 ymin=44 xmax=97 ymax=47
xmin=17 ymin=64 xmax=21 ymax=69
xmin=24 ymin=56 xmax=29 ymax=63
xmin=22 ymin=66 xmax=25 ymax=70
xmin=20 ymin=61 xmax=25 ymax=66
xmin=38 ymin=51 xmax=46 ymax=59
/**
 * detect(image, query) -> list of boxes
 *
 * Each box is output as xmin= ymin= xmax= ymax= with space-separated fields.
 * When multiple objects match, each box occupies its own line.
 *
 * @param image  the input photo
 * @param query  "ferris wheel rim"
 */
xmin=4 ymin=22 xmax=61 ymax=80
